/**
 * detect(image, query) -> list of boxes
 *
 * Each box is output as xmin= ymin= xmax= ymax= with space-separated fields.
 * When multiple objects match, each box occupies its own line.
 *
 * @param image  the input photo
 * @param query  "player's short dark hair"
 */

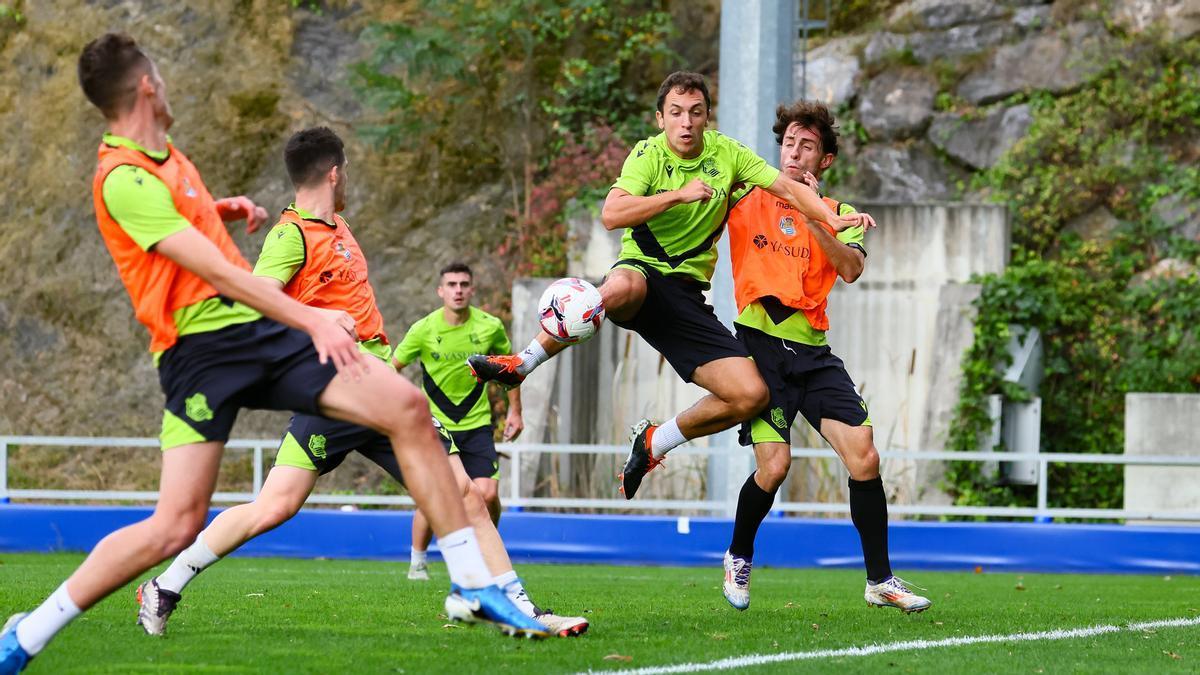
xmin=439 ymin=261 xmax=472 ymax=280
xmin=773 ymin=101 xmax=839 ymax=156
xmin=78 ymin=33 xmax=152 ymax=119
xmin=284 ymin=127 xmax=346 ymax=187
xmin=656 ymin=71 xmax=711 ymax=113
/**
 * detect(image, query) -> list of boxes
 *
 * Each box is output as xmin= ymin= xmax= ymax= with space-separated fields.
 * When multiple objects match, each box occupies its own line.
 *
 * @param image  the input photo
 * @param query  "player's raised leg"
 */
xmin=621 ymin=355 xmax=768 ymax=499
xmin=823 ymin=420 xmax=930 ymax=613
xmin=467 ymin=268 xmax=646 ymax=386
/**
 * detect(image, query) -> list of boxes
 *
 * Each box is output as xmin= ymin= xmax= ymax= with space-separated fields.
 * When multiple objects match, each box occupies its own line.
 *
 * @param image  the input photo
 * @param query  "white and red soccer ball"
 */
xmin=538 ymin=277 xmax=605 ymax=344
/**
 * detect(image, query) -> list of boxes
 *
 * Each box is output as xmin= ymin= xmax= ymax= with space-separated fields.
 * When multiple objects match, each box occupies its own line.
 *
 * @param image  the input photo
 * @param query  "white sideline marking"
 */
xmin=584 ymin=616 xmax=1200 ymax=675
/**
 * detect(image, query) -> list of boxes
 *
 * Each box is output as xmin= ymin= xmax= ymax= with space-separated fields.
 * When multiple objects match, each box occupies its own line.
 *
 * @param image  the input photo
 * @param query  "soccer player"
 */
xmin=393 ymin=262 xmax=522 ymax=580
xmin=132 ymin=128 xmax=582 ymax=638
xmin=468 ymin=71 xmax=873 ymax=499
xmin=0 ymin=35 xmax=542 ymax=673
xmin=719 ymin=101 xmax=930 ymax=614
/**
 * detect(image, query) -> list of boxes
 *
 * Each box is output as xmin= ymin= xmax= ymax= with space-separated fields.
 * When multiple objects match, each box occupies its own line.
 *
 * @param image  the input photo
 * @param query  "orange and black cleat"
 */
xmin=618 ymin=419 xmax=665 ymax=500
xmin=466 ymin=354 xmax=526 ymax=388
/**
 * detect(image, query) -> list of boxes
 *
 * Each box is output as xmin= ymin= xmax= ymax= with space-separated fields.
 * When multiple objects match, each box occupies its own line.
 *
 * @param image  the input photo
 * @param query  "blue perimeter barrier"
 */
xmin=1 ymin=505 xmax=1197 ymax=575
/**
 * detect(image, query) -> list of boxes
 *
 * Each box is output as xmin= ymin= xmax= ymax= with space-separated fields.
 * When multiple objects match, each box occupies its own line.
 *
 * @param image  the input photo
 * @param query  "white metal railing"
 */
xmin=2 ymin=436 xmax=1200 ymax=521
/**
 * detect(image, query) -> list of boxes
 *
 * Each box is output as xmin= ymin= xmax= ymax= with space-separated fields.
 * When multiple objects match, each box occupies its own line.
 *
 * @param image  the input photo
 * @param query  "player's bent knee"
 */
xmin=730 ymin=380 xmax=770 ymax=420
xmin=259 ymin=499 xmax=302 ymax=529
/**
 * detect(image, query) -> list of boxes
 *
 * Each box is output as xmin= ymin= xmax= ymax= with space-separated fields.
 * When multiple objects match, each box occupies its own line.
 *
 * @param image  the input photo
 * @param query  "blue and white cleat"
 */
xmin=865 ymin=576 xmax=932 ymax=613
xmin=722 ymin=550 xmax=752 ymax=611
xmin=0 ymin=613 xmax=32 ymax=675
xmin=445 ymin=585 xmax=549 ymax=639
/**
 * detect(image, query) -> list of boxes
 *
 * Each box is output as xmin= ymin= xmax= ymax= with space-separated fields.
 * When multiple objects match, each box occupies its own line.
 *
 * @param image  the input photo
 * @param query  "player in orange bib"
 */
xmin=133 ymin=127 xmax=579 ymax=639
xmin=720 ymin=101 xmax=931 ymax=615
xmin=0 ymin=35 xmax=541 ymax=673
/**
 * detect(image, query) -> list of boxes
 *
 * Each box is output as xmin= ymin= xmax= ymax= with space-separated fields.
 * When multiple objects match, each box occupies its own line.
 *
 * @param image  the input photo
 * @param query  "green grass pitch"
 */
xmin=1 ymin=553 xmax=1197 ymax=673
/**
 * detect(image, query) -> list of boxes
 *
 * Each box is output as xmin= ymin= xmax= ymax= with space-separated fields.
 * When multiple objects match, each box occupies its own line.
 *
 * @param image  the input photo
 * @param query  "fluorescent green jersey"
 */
xmin=612 ymin=129 xmax=780 ymax=286
xmin=100 ymin=133 xmax=261 ymax=358
xmin=393 ymin=307 xmax=512 ymax=431
xmin=734 ymin=200 xmax=866 ymax=346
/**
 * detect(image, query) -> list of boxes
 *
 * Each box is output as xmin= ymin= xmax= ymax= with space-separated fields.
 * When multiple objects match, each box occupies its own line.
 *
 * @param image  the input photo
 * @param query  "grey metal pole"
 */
xmin=715 ymin=0 xmax=796 ymax=516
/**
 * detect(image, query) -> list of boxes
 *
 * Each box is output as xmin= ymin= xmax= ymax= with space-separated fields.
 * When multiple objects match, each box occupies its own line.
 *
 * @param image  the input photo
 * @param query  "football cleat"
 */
xmin=444 ymin=585 xmax=549 ymax=639
xmin=407 ymin=561 xmax=430 ymax=581
xmin=864 ymin=576 xmax=932 ymax=614
xmin=722 ymin=550 xmax=752 ymax=611
xmin=533 ymin=609 xmax=589 ymax=637
xmin=466 ymin=354 xmax=526 ymax=388
xmin=0 ymin=613 xmax=31 ymax=674
xmin=617 ymin=419 xmax=664 ymax=500
xmin=136 ymin=578 xmax=182 ymax=636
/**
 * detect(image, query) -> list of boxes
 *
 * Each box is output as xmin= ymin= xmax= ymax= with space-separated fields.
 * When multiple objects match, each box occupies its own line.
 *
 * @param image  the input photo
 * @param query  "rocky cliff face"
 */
xmin=801 ymin=0 xmax=1200 ymax=204
xmin=0 ymin=1 xmax=509 ymax=446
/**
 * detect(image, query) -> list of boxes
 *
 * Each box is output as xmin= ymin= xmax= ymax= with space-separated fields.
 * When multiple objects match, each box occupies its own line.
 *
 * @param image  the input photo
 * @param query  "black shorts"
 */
xmin=274 ymin=415 xmax=457 ymax=486
xmin=157 ymin=318 xmax=337 ymax=449
xmin=736 ymin=325 xmax=870 ymax=446
xmin=450 ymin=425 xmax=499 ymax=481
xmin=608 ymin=259 xmax=748 ymax=382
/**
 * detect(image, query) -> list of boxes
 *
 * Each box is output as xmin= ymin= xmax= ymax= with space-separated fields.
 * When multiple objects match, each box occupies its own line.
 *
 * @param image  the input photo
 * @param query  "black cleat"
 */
xmin=617 ymin=419 xmax=664 ymax=500
xmin=466 ymin=354 xmax=526 ymax=388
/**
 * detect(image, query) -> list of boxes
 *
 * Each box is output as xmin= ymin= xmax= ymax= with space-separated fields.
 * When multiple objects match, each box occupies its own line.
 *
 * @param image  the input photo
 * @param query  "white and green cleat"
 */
xmin=864 ymin=576 xmax=931 ymax=613
xmin=406 ymin=561 xmax=430 ymax=581
xmin=722 ymin=550 xmax=752 ymax=611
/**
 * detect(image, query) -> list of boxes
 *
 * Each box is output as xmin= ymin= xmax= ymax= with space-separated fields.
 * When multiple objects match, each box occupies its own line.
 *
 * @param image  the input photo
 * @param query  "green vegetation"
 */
xmin=2 ymin=554 xmax=1197 ymax=673
xmin=945 ymin=33 xmax=1200 ymax=512
xmin=353 ymin=0 xmax=678 ymax=278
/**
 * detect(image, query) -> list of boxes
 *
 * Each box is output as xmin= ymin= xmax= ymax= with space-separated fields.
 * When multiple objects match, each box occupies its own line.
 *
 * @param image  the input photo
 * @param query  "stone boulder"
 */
xmin=1129 ymin=258 xmax=1199 ymax=287
xmin=1113 ymin=0 xmax=1200 ymax=40
xmin=838 ymin=143 xmax=965 ymax=202
xmin=1152 ymin=193 xmax=1200 ymax=244
xmin=910 ymin=20 xmax=1018 ymax=63
xmin=1063 ymin=207 xmax=1121 ymax=243
xmin=797 ymin=35 xmax=865 ymax=107
xmin=927 ymin=103 xmax=1033 ymax=169
xmin=858 ymin=67 xmax=938 ymax=140
xmin=888 ymin=0 xmax=1010 ymax=31
xmin=957 ymin=22 xmax=1108 ymax=104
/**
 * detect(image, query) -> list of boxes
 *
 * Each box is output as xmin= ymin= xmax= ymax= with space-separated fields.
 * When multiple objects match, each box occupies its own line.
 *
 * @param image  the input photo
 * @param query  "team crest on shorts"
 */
xmin=185 ymin=393 xmax=213 ymax=422
xmin=770 ymin=406 xmax=786 ymax=429
xmin=308 ymin=434 xmax=328 ymax=459
xmin=779 ymin=216 xmax=796 ymax=236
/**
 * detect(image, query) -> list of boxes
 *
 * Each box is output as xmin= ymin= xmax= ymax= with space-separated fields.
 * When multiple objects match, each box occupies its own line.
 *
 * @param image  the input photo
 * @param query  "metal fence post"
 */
xmin=1035 ymin=459 xmax=1049 ymax=522
xmin=0 ymin=441 xmax=8 ymax=504
xmin=253 ymin=445 xmax=264 ymax=498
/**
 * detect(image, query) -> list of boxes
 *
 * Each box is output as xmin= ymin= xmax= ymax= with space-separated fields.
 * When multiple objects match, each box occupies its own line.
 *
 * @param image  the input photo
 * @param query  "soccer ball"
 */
xmin=538 ymin=277 xmax=605 ymax=344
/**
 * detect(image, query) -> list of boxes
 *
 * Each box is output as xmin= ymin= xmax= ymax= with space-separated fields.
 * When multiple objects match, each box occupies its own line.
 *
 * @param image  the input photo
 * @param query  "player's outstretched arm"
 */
xmin=214 ymin=195 xmax=270 ymax=233
xmin=155 ymin=228 xmax=367 ymax=375
xmin=808 ymin=221 xmax=866 ymax=282
xmin=764 ymin=174 xmax=875 ymax=233
xmin=600 ymin=180 xmax=713 ymax=230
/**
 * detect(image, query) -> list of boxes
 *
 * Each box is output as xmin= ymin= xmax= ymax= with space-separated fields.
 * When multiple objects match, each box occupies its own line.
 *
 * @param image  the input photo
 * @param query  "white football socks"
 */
xmin=515 ymin=340 xmax=548 ymax=376
xmin=410 ymin=547 xmax=428 ymax=566
xmin=437 ymin=527 xmax=492 ymax=589
xmin=495 ymin=570 xmax=537 ymax=618
xmin=15 ymin=581 xmax=80 ymax=655
xmin=651 ymin=417 xmax=687 ymax=459
xmin=156 ymin=532 xmax=220 ymax=594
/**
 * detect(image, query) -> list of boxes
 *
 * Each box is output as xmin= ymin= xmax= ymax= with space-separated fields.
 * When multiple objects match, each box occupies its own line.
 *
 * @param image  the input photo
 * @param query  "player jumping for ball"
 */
xmin=468 ymin=72 xmax=872 ymax=499
xmin=720 ymin=101 xmax=929 ymax=614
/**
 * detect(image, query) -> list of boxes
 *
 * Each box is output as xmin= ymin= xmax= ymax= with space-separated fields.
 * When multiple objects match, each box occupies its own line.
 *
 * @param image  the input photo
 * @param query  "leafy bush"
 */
xmin=946 ymin=32 xmax=1200 ymax=513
